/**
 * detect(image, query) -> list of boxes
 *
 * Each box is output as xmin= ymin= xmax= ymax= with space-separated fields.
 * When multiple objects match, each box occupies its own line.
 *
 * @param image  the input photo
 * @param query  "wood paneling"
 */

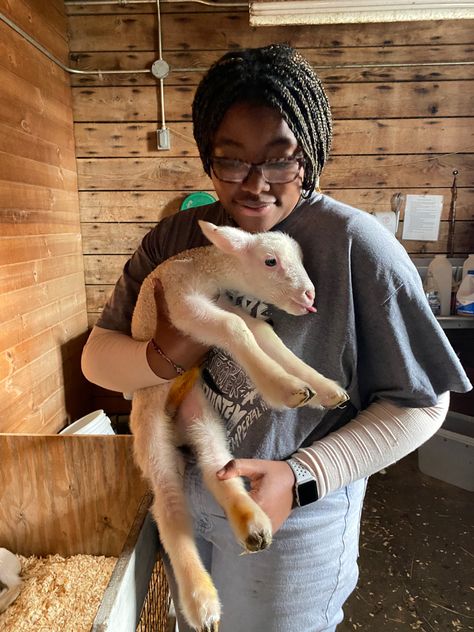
xmin=68 ymin=45 xmax=474 ymax=87
xmin=0 ymin=0 xmax=88 ymax=433
xmin=71 ymin=81 xmax=474 ymax=122
xmin=67 ymin=13 xmax=473 ymax=51
xmin=73 ymin=118 xmax=474 ymax=157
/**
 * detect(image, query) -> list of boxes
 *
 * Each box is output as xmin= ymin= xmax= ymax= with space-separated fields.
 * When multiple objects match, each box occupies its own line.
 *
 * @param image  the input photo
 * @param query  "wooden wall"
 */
xmin=0 ymin=0 xmax=89 ymax=432
xmin=65 ymin=4 xmax=474 ymax=334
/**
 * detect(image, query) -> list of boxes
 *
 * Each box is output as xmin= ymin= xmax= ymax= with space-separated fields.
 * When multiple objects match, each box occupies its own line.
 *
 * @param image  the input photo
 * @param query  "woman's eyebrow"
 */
xmin=214 ymin=137 xmax=295 ymax=150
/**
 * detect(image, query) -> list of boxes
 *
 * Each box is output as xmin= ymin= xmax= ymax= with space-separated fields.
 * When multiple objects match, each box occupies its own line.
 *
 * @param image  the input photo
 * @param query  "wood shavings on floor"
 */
xmin=0 ymin=554 xmax=116 ymax=632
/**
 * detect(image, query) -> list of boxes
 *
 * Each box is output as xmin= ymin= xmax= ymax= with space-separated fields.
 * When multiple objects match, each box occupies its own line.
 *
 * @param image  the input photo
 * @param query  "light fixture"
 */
xmin=249 ymin=0 xmax=474 ymax=26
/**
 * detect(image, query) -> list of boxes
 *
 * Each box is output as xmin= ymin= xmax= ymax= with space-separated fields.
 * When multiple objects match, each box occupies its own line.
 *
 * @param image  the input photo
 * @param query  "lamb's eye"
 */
xmin=265 ymin=258 xmax=277 ymax=267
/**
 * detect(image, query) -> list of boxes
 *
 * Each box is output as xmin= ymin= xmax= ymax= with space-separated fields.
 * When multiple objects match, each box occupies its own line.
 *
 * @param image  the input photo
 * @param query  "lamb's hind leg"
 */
xmin=131 ymin=388 xmax=221 ymax=632
xmin=183 ymin=385 xmax=273 ymax=552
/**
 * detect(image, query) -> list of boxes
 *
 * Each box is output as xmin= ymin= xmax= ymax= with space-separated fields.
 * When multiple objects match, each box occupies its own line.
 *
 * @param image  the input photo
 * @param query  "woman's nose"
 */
xmin=240 ymin=165 xmax=271 ymax=193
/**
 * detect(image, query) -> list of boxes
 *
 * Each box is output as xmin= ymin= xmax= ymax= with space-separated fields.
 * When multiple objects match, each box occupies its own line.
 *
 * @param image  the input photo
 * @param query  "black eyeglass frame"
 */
xmin=210 ymin=154 xmax=305 ymax=184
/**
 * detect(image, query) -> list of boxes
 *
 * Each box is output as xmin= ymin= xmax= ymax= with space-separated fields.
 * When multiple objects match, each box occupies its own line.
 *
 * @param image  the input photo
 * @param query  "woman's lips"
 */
xmin=235 ymin=199 xmax=276 ymax=211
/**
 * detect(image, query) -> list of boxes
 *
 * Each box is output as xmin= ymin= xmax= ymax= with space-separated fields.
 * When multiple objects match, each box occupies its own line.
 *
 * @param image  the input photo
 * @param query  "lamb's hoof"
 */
xmin=181 ymin=573 xmax=220 ymax=632
xmin=200 ymin=622 xmax=219 ymax=632
xmin=291 ymin=387 xmax=317 ymax=408
xmin=244 ymin=528 xmax=272 ymax=552
xmin=322 ymin=390 xmax=350 ymax=410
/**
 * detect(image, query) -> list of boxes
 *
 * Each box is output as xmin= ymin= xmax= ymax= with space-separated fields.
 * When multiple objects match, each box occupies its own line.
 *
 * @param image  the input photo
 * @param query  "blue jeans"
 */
xmin=164 ymin=464 xmax=367 ymax=632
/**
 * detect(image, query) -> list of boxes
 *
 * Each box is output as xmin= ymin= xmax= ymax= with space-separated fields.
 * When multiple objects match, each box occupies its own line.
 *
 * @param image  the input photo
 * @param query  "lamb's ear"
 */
xmin=198 ymin=220 xmax=253 ymax=254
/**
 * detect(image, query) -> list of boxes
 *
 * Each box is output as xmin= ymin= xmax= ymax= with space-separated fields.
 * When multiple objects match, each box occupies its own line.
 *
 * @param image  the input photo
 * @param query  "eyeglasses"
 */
xmin=210 ymin=155 xmax=304 ymax=184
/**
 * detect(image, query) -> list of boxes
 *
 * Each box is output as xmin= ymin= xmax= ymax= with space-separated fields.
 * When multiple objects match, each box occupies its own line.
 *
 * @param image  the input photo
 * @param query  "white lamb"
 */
xmin=130 ymin=220 xmax=348 ymax=632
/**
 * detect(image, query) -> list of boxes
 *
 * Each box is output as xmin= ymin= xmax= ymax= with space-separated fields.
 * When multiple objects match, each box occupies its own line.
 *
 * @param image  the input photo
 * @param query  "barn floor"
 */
xmin=340 ymin=452 xmax=473 ymax=632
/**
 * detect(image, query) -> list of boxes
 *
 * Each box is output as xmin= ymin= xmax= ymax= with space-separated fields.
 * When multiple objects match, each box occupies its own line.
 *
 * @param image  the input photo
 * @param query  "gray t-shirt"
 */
xmin=98 ymin=193 xmax=471 ymax=460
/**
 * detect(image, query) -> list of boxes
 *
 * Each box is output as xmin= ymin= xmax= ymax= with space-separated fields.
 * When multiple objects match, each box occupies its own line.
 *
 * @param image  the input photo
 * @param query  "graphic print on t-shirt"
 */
xmin=201 ymin=292 xmax=271 ymax=452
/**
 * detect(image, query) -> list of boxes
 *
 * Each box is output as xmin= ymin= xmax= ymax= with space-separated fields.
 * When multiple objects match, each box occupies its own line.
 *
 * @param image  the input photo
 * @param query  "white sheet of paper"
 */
xmin=402 ymin=194 xmax=443 ymax=241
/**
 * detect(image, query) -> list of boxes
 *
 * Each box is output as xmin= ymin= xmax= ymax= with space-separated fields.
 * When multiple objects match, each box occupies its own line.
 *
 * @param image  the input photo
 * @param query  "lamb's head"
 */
xmin=198 ymin=220 xmax=316 ymax=316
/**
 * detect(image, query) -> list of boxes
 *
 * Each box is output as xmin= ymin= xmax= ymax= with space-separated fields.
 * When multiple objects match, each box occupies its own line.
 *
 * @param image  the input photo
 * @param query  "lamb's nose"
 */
xmin=305 ymin=289 xmax=315 ymax=303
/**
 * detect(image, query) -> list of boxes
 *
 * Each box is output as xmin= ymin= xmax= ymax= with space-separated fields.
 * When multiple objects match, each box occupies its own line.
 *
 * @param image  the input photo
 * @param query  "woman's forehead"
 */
xmin=213 ymin=102 xmax=298 ymax=153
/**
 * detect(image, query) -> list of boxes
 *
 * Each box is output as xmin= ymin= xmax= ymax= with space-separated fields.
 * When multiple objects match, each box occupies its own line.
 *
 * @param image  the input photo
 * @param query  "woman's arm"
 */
xmin=292 ymin=392 xmax=449 ymax=498
xmin=217 ymin=393 xmax=449 ymax=532
xmin=82 ymin=283 xmax=208 ymax=394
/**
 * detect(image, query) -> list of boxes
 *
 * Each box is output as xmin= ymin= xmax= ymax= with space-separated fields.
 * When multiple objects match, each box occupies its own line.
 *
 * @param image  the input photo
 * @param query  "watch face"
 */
xmin=297 ymin=479 xmax=318 ymax=506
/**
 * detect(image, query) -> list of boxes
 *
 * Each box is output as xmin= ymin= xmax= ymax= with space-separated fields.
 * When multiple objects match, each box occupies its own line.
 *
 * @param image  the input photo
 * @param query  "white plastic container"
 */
xmin=455 ymin=269 xmax=474 ymax=316
xmin=462 ymin=254 xmax=474 ymax=279
xmin=427 ymin=255 xmax=453 ymax=316
xmin=59 ymin=409 xmax=115 ymax=435
xmin=418 ymin=412 xmax=474 ymax=491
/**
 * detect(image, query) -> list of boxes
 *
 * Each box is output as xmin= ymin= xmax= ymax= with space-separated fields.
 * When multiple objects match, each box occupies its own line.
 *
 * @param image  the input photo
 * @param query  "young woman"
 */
xmin=82 ymin=45 xmax=471 ymax=632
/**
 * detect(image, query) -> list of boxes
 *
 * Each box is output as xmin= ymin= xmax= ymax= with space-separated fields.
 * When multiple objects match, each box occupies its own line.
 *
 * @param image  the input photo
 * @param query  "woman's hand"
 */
xmin=217 ymin=459 xmax=295 ymax=534
xmin=146 ymin=279 xmax=209 ymax=379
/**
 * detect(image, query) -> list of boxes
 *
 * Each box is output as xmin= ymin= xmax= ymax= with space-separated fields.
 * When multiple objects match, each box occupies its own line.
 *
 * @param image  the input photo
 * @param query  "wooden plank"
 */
xmin=0 ymin=122 xmax=77 ymax=173
xmin=0 ymin=253 xmax=85 ymax=294
xmin=0 ymin=233 xmax=82 ymax=266
xmin=397 ymin=220 xmax=474 ymax=255
xmin=74 ymin=121 xmax=196 ymax=157
xmin=82 ymin=223 xmax=155 ymax=254
xmin=83 ymin=255 xmax=128 ymax=284
xmin=79 ymin=190 xmax=194 ymax=222
xmin=78 ymin=188 xmax=474 ymax=223
xmin=0 ymin=102 xmax=75 ymax=157
xmin=0 ymin=272 xmax=86 ymax=323
xmin=86 ymin=285 xmax=115 ymax=312
xmin=320 ymin=154 xmax=474 ymax=190
xmin=71 ymin=81 xmax=474 ymax=122
xmin=73 ymin=118 xmax=474 ymax=158
xmin=66 ymin=1 xmax=235 ymax=14
xmin=0 ymin=311 xmax=87 ymax=380
xmin=0 ymin=181 xmax=79 ymax=213
xmin=0 ymin=152 xmax=77 ymax=191
xmin=0 ymin=21 xmax=71 ymax=105
xmin=0 ymin=209 xmax=82 ymax=236
xmin=68 ymin=45 xmax=474 ymax=87
xmin=0 ymin=435 xmax=147 ymax=556
xmin=76 ymin=154 xmax=474 ymax=191
xmin=0 ymin=293 xmax=87 ymax=356
xmin=77 ymin=156 xmax=208 ymax=191
xmin=0 ymin=0 xmax=69 ymax=62
xmin=324 ymin=188 xmax=474 ymax=221
xmin=0 ymin=378 xmax=65 ymax=433
xmin=0 ymin=66 xmax=73 ymax=128
xmin=67 ymin=14 xmax=474 ymax=51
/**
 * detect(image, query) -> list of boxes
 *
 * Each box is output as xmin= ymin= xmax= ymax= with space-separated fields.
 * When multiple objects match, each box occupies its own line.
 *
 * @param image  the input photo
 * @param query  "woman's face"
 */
xmin=210 ymin=102 xmax=304 ymax=233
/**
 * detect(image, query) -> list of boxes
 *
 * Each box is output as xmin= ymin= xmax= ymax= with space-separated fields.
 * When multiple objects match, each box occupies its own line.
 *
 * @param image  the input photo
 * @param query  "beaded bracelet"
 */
xmin=150 ymin=338 xmax=185 ymax=376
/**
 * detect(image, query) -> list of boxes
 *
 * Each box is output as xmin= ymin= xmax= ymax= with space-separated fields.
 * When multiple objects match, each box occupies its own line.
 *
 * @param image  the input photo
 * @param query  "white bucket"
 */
xmin=59 ymin=410 xmax=115 ymax=435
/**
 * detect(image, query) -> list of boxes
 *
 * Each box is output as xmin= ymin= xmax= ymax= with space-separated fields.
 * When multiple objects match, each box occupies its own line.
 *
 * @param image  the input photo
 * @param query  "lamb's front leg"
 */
xmin=131 ymin=387 xmax=221 ymax=632
xmin=181 ymin=385 xmax=273 ymax=553
xmin=218 ymin=298 xmax=349 ymax=409
xmin=172 ymin=295 xmax=314 ymax=410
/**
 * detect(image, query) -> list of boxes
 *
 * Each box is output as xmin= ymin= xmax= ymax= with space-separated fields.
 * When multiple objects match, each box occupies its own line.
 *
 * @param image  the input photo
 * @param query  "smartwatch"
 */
xmin=286 ymin=458 xmax=319 ymax=507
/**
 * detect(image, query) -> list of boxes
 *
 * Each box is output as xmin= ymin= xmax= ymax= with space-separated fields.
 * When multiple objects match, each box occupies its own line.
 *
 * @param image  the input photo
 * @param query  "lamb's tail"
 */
xmin=165 ymin=366 xmax=201 ymax=417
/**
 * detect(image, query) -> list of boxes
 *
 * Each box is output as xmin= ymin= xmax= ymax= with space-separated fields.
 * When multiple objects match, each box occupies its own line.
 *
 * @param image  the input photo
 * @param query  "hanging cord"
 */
xmin=447 ymin=170 xmax=459 ymax=258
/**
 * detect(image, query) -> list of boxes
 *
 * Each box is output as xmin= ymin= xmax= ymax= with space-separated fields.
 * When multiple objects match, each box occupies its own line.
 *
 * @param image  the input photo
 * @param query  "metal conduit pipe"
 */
xmin=64 ymin=0 xmax=248 ymax=7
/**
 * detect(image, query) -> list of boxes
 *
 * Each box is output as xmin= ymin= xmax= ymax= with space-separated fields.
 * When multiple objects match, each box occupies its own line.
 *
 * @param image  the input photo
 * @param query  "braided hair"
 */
xmin=192 ymin=44 xmax=332 ymax=196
